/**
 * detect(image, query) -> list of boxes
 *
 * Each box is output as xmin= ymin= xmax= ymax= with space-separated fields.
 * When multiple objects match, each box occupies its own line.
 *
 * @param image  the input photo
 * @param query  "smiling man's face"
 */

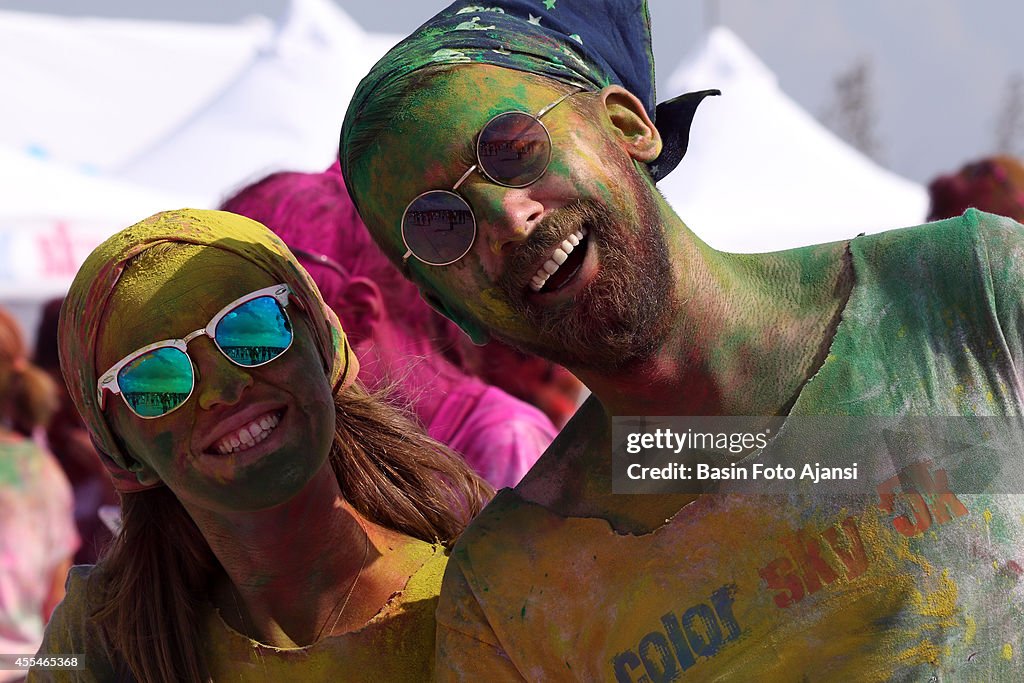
xmin=350 ymin=64 xmax=677 ymax=371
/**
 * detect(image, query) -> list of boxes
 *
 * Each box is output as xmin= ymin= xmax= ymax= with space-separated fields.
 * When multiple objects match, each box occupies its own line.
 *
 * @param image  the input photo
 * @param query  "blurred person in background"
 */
xmin=0 ymin=306 xmax=78 ymax=679
xmin=34 ymin=299 xmax=117 ymax=565
xmin=928 ymin=154 xmax=1024 ymax=222
xmin=221 ymin=166 xmax=557 ymax=488
xmin=458 ymin=339 xmax=584 ymax=429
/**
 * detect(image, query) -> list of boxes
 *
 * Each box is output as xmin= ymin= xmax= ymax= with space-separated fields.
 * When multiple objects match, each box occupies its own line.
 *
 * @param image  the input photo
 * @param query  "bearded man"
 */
xmin=339 ymin=1 xmax=1024 ymax=679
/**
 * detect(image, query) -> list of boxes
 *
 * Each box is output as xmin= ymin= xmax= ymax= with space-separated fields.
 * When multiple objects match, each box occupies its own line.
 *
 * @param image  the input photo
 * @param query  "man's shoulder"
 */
xmin=844 ymin=209 xmax=1023 ymax=304
xmin=855 ymin=208 xmax=1020 ymax=254
xmin=447 ymin=486 xmax=590 ymax=579
xmin=451 ymin=489 xmax=550 ymax=556
xmin=959 ymin=208 xmax=1024 ymax=261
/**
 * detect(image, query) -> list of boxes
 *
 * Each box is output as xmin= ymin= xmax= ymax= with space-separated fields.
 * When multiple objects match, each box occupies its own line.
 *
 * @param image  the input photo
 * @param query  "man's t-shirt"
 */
xmin=434 ymin=210 xmax=1024 ymax=681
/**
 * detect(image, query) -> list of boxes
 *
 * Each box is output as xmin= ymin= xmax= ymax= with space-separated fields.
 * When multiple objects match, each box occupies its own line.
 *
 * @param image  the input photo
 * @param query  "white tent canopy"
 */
xmin=113 ymin=0 xmax=402 ymax=204
xmin=658 ymin=27 xmax=928 ymax=253
xmin=0 ymin=0 xmax=400 ymax=207
xmin=0 ymin=145 xmax=191 ymax=339
xmin=0 ymin=9 xmax=273 ymax=175
xmin=0 ymin=146 xmax=191 ymax=302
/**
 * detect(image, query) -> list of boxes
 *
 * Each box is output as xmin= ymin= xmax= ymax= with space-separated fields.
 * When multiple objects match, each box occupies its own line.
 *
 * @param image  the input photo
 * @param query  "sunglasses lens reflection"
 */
xmin=117 ymin=346 xmax=193 ymax=418
xmin=215 ymin=296 xmax=293 ymax=367
xmin=477 ymin=112 xmax=551 ymax=187
xmin=403 ymin=191 xmax=476 ymax=265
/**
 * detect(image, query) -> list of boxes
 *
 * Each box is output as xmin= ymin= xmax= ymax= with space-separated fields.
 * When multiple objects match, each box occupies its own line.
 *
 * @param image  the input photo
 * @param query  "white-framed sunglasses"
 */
xmin=96 ymin=284 xmax=296 ymax=419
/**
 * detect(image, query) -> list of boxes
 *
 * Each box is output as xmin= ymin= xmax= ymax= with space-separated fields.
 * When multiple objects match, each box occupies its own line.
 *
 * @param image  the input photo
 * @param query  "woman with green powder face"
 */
xmin=31 ymin=209 xmax=491 ymax=683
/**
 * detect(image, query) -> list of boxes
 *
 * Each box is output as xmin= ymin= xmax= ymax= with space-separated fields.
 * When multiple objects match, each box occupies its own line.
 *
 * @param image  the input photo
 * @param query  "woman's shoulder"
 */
xmin=35 ymin=565 xmax=120 ymax=681
xmin=380 ymin=538 xmax=448 ymax=608
xmin=41 ymin=565 xmax=104 ymax=642
xmin=61 ymin=564 xmax=100 ymax=592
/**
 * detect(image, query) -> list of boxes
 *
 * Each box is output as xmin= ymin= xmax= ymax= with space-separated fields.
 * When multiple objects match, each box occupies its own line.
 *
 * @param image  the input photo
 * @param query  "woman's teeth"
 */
xmin=530 ymin=227 xmax=587 ymax=292
xmin=214 ymin=412 xmax=280 ymax=455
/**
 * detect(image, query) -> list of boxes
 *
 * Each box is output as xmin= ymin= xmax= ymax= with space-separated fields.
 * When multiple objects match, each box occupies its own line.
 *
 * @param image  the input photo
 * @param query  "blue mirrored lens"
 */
xmin=117 ymin=346 xmax=194 ymax=418
xmin=215 ymin=296 xmax=293 ymax=366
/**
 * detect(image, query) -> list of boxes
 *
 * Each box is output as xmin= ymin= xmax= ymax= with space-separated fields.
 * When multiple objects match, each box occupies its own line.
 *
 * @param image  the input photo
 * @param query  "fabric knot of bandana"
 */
xmin=58 ymin=209 xmax=359 ymax=492
xmin=342 ymin=0 xmax=718 ymax=184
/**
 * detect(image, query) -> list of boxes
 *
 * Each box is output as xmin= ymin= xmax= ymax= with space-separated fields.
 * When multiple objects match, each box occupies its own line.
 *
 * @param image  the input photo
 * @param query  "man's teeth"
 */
xmin=530 ymin=228 xmax=587 ymax=292
xmin=214 ymin=412 xmax=280 ymax=455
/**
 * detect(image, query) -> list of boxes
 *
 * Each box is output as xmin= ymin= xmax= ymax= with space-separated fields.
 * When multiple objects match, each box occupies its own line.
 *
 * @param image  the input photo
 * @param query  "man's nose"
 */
xmin=472 ymin=183 xmax=545 ymax=256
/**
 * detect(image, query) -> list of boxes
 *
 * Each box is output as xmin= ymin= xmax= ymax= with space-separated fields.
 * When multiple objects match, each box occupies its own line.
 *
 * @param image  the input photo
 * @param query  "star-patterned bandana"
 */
xmin=341 ymin=0 xmax=718 ymax=184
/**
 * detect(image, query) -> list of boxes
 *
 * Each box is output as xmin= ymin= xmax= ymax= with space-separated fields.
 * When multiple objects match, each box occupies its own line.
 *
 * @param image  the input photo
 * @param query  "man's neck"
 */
xmin=518 ymin=228 xmax=854 ymax=531
xmin=575 ymin=224 xmax=854 ymax=418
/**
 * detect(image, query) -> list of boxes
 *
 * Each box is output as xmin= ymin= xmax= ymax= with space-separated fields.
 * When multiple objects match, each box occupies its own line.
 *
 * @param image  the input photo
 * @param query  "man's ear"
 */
xmin=600 ymin=85 xmax=662 ymax=163
xmin=419 ymin=290 xmax=492 ymax=346
xmin=338 ymin=276 xmax=383 ymax=345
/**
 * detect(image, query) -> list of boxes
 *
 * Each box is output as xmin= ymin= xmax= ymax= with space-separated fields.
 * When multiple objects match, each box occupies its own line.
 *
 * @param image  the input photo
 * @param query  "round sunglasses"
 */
xmin=401 ymin=86 xmax=587 ymax=269
xmin=96 ymin=284 xmax=296 ymax=419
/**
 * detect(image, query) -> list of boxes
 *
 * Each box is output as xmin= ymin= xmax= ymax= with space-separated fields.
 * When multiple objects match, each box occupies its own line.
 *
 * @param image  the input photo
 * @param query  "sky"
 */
xmin=2 ymin=0 xmax=1022 ymax=183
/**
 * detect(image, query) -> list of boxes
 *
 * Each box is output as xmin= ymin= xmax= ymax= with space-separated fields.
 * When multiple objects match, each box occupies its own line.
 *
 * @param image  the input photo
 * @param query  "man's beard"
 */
xmin=497 ymin=168 xmax=675 ymax=372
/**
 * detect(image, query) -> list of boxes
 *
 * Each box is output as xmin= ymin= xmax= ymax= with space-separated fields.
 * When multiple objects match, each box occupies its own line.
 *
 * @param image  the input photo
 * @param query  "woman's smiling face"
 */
xmin=96 ymin=245 xmax=336 ymax=513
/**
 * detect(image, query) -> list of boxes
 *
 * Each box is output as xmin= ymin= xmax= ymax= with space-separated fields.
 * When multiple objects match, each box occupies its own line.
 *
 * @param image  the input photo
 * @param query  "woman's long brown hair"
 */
xmin=90 ymin=383 xmax=492 ymax=682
